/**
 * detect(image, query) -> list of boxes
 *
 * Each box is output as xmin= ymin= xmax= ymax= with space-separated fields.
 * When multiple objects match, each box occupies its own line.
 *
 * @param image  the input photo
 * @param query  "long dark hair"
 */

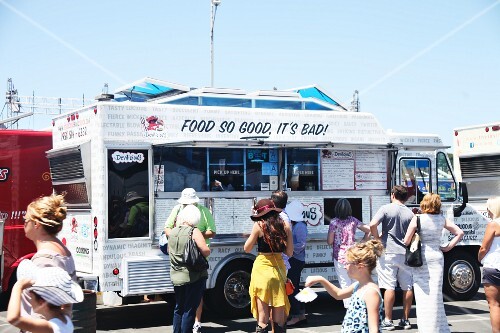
xmin=259 ymin=211 xmax=287 ymax=252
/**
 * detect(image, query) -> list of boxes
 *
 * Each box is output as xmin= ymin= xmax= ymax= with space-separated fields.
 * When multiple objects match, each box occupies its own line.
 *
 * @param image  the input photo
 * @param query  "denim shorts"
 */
xmin=482 ymin=267 xmax=500 ymax=286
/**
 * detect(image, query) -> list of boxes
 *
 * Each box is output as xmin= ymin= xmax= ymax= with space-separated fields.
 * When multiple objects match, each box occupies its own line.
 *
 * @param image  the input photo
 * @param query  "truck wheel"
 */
xmin=207 ymin=260 xmax=253 ymax=318
xmin=443 ymin=250 xmax=480 ymax=301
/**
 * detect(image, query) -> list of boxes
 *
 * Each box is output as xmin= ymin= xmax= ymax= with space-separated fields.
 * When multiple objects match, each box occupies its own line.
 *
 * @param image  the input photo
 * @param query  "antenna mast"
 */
xmin=2 ymin=78 xmax=93 ymax=129
xmin=350 ymin=90 xmax=360 ymax=112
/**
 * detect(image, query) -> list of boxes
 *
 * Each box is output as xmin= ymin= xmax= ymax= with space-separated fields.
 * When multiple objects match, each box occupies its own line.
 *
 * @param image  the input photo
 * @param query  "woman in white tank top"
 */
xmin=478 ymin=196 xmax=500 ymax=333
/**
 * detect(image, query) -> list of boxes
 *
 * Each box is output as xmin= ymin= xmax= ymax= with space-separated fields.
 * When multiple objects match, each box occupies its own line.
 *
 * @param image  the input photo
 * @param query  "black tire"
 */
xmin=443 ymin=249 xmax=480 ymax=301
xmin=206 ymin=259 xmax=253 ymax=318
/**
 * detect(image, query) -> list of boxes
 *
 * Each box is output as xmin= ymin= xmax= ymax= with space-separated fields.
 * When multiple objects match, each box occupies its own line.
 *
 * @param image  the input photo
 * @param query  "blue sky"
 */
xmin=1 ymin=0 xmax=499 ymax=146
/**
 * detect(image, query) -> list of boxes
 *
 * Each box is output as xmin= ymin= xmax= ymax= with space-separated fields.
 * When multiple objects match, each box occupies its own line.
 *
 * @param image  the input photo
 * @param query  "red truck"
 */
xmin=0 ymin=129 xmax=53 ymax=296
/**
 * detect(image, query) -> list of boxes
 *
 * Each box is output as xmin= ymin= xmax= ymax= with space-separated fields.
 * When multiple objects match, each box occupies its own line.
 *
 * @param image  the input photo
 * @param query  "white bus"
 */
xmin=47 ymin=78 xmax=480 ymax=316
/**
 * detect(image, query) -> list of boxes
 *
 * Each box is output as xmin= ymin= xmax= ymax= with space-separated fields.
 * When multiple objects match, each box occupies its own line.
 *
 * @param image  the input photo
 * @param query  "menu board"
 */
xmin=212 ymin=198 xmax=255 ymax=234
xmin=321 ymin=151 xmax=355 ymax=190
xmin=321 ymin=150 xmax=387 ymax=190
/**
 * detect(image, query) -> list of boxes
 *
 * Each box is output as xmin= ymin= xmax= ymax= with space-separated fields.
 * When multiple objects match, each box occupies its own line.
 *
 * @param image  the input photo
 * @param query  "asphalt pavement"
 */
xmin=0 ymin=287 xmax=493 ymax=333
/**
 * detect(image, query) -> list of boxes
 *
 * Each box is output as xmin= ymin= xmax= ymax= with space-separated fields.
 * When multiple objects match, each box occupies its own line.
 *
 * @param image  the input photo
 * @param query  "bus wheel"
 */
xmin=443 ymin=250 xmax=480 ymax=301
xmin=208 ymin=260 xmax=252 ymax=318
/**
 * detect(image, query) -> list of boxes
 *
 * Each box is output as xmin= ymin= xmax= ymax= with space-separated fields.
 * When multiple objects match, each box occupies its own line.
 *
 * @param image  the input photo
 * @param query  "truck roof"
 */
xmin=453 ymin=122 xmax=500 ymax=132
xmin=0 ymin=129 xmax=52 ymax=137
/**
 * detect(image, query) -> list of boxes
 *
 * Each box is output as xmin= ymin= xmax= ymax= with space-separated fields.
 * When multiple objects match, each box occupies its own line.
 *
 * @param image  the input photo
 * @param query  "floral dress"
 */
xmin=342 ymin=282 xmax=383 ymax=333
xmin=329 ymin=216 xmax=362 ymax=264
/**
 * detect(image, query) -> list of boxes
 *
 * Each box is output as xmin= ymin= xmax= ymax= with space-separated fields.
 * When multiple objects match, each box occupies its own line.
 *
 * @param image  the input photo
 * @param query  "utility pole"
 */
xmin=210 ymin=0 xmax=221 ymax=87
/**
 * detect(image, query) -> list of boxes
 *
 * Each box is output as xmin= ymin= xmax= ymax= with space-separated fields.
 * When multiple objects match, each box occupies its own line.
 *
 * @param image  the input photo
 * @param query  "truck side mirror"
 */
xmin=453 ymin=182 xmax=468 ymax=217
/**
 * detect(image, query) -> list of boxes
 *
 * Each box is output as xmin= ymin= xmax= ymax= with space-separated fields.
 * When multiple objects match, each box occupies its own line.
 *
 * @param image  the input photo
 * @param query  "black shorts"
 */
xmin=482 ymin=267 xmax=500 ymax=286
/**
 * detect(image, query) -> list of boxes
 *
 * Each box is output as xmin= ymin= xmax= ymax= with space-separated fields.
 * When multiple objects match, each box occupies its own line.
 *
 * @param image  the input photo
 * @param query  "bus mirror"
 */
xmin=453 ymin=182 xmax=468 ymax=217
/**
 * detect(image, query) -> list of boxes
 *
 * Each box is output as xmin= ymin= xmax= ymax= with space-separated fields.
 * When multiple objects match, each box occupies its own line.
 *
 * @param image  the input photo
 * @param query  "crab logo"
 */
xmin=142 ymin=115 xmax=164 ymax=131
xmin=0 ymin=168 xmax=9 ymax=182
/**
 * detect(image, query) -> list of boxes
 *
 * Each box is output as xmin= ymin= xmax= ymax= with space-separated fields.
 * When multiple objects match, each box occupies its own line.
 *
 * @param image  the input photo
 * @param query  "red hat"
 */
xmin=250 ymin=199 xmax=282 ymax=221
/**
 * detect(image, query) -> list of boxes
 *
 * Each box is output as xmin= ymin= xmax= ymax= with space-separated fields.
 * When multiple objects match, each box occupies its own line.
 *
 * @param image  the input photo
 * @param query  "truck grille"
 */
xmin=121 ymin=256 xmax=174 ymax=296
xmin=460 ymin=155 xmax=500 ymax=179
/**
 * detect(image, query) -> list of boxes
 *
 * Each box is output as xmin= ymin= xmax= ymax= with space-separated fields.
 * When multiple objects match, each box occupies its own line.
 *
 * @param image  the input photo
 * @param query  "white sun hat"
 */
xmin=17 ymin=260 xmax=84 ymax=306
xmin=177 ymin=188 xmax=200 ymax=204
xmin=285 ymin=200 xmax=305 ymax=221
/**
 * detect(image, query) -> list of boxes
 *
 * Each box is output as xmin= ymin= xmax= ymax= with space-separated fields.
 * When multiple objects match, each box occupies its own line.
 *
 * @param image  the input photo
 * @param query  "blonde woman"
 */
xmin=478 ymin=196 xmax=500 ymax=333
xmin=22 ymin=194 xmax=76 ymax=318
xmin=404 ymin=193 xmax=464 ymax=333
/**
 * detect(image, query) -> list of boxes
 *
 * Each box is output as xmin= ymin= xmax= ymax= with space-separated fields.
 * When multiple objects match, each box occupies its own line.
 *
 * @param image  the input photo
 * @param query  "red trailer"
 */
xmin=0 ymin=129 xmax=53 ymax=295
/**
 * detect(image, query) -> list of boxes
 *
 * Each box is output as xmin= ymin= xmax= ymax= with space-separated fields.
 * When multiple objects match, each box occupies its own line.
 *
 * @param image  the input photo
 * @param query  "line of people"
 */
xmin=242 ymin=185 xmax=500 ymax=333
xmin=11 ymin=188 xmax=498 ymax=333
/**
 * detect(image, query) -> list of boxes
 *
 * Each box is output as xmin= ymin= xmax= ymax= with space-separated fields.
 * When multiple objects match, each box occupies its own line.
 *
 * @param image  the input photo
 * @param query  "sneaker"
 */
xmin=192 ymin=322 xmax=202 ymax=333
xmin=398 ymin=319 xmax=411 ymax=330
xmin=381 ymin=319 xmax=395 ymax=331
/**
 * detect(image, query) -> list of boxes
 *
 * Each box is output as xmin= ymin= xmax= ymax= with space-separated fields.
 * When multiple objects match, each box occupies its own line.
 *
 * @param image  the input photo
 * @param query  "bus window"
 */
xmin=399 ymin=158 xmax=430 ymax=205
xmin=107 ymin=148 xmax=150 ymax=239
xmin=153 ymin=147 xmax=207 ymax=192
xmin=436 ymin=152 xmax=457 ymax=202
xmin=286 ymin=149 xmax=319 ymax=191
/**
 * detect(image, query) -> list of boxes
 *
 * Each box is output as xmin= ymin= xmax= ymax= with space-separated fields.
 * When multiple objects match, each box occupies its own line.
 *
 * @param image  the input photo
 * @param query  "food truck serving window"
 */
xmin=154 ymin=147 xmax=207 ymax=192
xmin=286 ymin=149 xmax=319 ymax=191
xmin=153 ymin=147 xmax=279 ymax=192
xmin=107 ymin=149 xmax=150 ymax=239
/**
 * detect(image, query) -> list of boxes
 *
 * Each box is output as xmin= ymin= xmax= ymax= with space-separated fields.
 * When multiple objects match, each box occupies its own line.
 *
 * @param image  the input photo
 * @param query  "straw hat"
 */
xmin=177 ymin=188 xmax=200 ymax=204
xmin=285 ymin=200 xmax=304 ymax=221
xmin=17 ymin=260 xmax=84 ymax=306
xmin=250 ymin=199 xmax=282 ymax=221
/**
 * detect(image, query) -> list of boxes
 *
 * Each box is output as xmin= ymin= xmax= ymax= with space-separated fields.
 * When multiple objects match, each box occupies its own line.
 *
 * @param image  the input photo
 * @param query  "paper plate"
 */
xmin=294 ymin=287 xmax=318 ymax=303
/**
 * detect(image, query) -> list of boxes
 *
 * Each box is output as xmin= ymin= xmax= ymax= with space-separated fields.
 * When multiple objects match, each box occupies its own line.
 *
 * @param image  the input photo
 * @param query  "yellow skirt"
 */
xmin=249 ymin=253 xmax=290 ymax=319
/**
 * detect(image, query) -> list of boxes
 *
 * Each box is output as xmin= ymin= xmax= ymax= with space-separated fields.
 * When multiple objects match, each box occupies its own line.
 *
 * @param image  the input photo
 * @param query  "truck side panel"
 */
xmin=0 ymin=130 xmax=52 ymax=292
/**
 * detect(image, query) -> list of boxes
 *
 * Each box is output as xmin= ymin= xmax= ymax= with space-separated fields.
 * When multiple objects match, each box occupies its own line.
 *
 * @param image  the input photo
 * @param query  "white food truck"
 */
xmin=47 ymin=78 xmax=481 ymax=315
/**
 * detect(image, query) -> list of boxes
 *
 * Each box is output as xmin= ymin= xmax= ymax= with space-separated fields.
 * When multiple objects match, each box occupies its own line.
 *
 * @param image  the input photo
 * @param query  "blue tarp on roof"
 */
xmin=294 ymin=86 xmax=344 ymax=109
xmin=114 ymin=77 xmax=190 ymax=101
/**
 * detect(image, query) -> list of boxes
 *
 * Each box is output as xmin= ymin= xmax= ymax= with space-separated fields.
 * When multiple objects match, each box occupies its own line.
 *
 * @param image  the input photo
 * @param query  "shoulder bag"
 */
xmin=183 ymin=227 xmax=209 ymax=272
xmin=405 ymin=216 xmax=423 ymax=267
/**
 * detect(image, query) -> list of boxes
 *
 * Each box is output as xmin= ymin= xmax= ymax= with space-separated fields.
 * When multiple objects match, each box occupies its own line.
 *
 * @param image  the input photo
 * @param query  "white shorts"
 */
xmin=376 ymin=253 xmax=413 ymax=290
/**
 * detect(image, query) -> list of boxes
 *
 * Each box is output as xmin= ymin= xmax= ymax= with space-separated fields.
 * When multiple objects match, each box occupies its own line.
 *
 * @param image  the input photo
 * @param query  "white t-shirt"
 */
xmin=49 ymin=315 xmax=74 ymax=333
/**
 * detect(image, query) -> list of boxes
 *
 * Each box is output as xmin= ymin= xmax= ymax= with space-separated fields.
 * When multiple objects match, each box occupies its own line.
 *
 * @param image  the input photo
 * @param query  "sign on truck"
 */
xmin=47 ymin=78 xmax=482 ymax=315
